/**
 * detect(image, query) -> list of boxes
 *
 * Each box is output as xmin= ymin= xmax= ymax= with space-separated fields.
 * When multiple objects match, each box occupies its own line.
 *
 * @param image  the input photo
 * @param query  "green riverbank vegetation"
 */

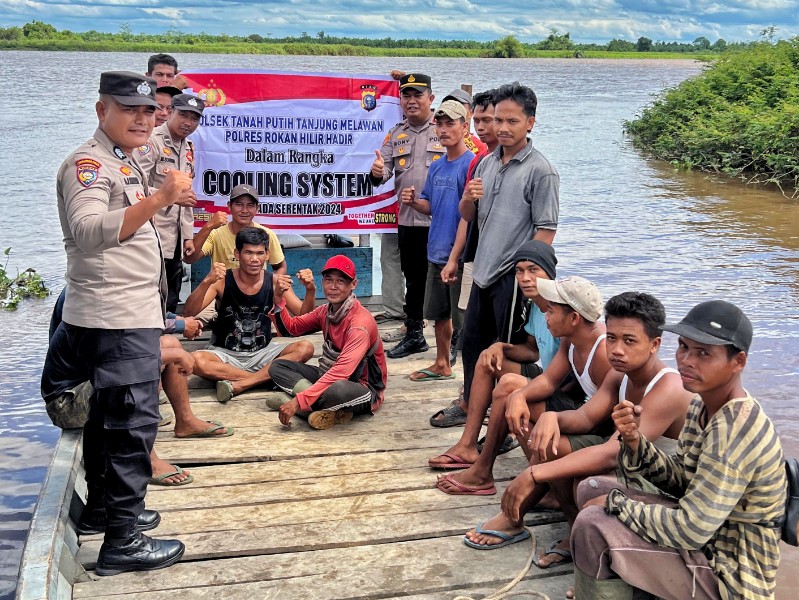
xmin=0 ymin=248 xmax=48 ymax=311
xmin=0 ymin=21 xmax=732 ymax=59
xmin=624 ymin=38 xmax=799 ymax=197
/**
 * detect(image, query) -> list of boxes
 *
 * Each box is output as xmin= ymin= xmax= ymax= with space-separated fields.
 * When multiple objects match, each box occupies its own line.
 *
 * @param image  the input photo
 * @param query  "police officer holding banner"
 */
xmin=42 ymin=71 xmax=190 ymax=575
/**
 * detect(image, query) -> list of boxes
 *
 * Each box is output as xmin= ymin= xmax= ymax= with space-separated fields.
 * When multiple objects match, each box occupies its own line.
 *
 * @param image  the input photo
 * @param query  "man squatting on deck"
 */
xmin=42 ymin=71 xmax=188 ymax=575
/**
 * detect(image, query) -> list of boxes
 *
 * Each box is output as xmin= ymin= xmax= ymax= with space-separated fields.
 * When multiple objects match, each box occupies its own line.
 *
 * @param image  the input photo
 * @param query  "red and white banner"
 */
xmin=180 ymin=70 xmax=402 ymax=234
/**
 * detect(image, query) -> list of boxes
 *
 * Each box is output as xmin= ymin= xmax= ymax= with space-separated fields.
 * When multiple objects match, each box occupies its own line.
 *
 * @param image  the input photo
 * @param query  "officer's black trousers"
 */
xmin=43 ymin=324 xmax=162 ymax=541
xmin=164 ymin=257 xmax=183 ymax=314
xmin=397 ymin=225 xmax=429 ymax=323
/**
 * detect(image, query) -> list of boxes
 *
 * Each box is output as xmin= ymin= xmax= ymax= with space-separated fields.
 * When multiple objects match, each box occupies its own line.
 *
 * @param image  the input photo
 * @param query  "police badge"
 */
xmin=360 ymin=84 xmax=378 ymax=112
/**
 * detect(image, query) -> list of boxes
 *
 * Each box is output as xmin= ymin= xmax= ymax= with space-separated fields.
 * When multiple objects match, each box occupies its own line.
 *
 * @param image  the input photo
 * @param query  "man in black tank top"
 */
xmin=183 ymin=228 xmax=314 ymax=403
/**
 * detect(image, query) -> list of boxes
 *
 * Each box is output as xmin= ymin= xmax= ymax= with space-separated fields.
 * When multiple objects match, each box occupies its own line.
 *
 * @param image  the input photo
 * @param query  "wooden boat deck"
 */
xmin=37 ymin=323 xmax=573 ymax=599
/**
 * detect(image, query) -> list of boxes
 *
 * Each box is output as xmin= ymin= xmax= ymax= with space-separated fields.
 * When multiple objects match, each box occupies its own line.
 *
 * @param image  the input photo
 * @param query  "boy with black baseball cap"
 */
xmin=572 ymin=300 xmax=786 ymax=600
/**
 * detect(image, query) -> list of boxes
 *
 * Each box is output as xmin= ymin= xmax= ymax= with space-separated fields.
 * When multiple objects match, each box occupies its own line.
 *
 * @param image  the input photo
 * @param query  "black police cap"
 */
xmin=171 ymin=94 xmax=205 ymax=115
xmin=399 ymin=73 xmax=432 ymax=92
xmin=99 ymin=71 xmax=159 ymax=107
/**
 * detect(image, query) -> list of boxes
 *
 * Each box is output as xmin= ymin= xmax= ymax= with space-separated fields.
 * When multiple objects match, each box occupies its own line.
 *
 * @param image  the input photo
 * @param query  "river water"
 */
xmin=1 ymin=52 xmax=797 ymax=598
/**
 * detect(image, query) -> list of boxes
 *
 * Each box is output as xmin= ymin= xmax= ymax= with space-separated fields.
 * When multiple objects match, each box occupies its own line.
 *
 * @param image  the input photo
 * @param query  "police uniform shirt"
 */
xmin=376 ymin=118 xmax=443 ymax=227
xmin=137 ymin=123 xmax=195 ymax=257
xmin=56 ymin=127 xmax=166 ymax=330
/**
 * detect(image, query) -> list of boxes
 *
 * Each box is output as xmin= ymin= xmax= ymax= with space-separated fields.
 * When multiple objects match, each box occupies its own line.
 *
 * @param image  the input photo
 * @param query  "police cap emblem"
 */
xmin=137 ymin=82 xmax=152 ymax=96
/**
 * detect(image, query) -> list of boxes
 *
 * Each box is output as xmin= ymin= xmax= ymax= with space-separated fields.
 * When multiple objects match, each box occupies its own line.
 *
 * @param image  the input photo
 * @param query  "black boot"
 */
xmin=450 ymin=328 xmax=460 ymax=366
xmin=95 ymin=530 xmax=185 ymax=576
xmin=76 ymin=508 xmax=161 ymax=536
xmin=386 ymin=320 xmax=429 ymax=359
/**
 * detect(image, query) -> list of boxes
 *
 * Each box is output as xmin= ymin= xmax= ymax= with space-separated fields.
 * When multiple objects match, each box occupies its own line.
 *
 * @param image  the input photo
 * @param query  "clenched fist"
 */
xmin=205 ymin=262 xmax=226 ymax=284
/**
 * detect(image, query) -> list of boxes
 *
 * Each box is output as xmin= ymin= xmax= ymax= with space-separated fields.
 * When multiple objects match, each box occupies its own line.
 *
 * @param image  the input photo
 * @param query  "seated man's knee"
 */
xmin=191 ymin=351 xmax=213 ymax=374
xmin=268 ymin=358 xmax=291 ymax=378
xmin=160 ymin=335 xmax=181 ymax=350
xmin=575 ymin=475 xmax=617 ymax=507
xmin=494 ymin=373 xmax=525 ymax=397
xmin=293 ymin=340 xmax=314 ymax=361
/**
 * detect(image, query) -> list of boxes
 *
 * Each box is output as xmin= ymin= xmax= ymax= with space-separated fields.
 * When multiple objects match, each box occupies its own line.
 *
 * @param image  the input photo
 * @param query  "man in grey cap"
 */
xmin=42 ymin=71 xmax=189 ymax=574
xmin=139 ymin=93 xmax=205 ymax=312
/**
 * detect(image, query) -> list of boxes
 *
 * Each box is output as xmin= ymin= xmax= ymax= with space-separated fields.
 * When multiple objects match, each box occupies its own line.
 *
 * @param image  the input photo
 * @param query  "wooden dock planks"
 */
xmin=73 ymin=326 xmax=573 ymax=599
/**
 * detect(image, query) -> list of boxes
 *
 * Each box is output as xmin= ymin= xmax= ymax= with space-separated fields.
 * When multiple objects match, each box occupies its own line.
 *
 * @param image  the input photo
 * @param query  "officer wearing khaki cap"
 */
xmin=42 ymin=71 xmax=188 ymax=575
xmin=138 ymin=93 xmax=206 ymax=312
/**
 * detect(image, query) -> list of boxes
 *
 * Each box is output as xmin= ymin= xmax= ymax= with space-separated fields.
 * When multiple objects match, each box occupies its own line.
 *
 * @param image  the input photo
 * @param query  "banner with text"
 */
xmin=181 ymin=70 xmax=402 ymax=233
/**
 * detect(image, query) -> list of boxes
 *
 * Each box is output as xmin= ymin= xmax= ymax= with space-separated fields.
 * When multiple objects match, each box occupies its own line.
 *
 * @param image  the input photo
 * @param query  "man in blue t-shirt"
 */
xmin=396 ymin=100 xmax=475 ymax=376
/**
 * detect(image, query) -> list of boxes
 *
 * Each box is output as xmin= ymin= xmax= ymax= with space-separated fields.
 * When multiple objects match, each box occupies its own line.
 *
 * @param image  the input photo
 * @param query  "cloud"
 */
xmin=1 ymin=0 xmax=797 ymax=42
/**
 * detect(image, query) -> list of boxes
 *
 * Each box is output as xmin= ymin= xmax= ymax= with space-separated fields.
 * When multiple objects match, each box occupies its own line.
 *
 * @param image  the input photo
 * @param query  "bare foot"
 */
xmin=174 ymin=415 xmax=231 ymax=438
xmin=436 ymin=463 xmax=494 ymax=492
xmin=464 ymin=511 xmax=524 ymax=547
xmin=151 ymin=455 xmax=191 ymax=484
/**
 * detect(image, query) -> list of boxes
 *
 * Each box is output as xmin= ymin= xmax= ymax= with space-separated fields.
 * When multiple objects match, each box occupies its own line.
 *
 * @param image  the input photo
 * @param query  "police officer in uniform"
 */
xmin=42 ymin=71 xmax=191 ymax=575
xmin=369 ymin=73 xmax=443 ymax=358
xmin=138 ymin=93 xmax=205 ymax=312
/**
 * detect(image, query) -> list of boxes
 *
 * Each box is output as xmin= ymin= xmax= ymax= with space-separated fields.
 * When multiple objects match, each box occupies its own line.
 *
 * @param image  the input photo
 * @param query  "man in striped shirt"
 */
xmin=571 ymin=300 xmax=786 ymax=600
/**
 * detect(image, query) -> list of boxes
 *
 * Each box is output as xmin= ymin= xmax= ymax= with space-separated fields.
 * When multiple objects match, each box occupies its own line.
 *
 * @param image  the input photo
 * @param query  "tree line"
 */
xmin=0 ymin=21 xmax=758 ymax=57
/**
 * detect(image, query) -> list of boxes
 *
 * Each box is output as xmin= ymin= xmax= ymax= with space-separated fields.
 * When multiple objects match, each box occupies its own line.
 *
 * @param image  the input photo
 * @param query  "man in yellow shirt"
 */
xmin=184 ymin=184 xmax=287 ymax=273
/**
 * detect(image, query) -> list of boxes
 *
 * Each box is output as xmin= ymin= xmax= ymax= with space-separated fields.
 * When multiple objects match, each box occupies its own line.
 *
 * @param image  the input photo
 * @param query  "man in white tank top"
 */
xmin=437 ymin=276 xmax=611 ymax=496
xmin=462 ymin=292 xmax=692 ymax=576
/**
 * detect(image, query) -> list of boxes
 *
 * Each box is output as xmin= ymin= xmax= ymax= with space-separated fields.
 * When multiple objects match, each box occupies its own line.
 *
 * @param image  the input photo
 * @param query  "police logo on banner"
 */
xmin=360 ymin=84 xmax=378 ymax=112
xmin=76 ymin=158 xmax=101 ymax=187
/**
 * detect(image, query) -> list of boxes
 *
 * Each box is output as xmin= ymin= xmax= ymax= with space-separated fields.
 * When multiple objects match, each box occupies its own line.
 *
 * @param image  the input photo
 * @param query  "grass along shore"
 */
xmin=0 ymin=38 xmax=714 ymax=59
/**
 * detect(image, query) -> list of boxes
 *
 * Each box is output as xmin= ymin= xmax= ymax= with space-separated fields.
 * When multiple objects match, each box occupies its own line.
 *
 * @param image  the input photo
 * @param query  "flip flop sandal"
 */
xmin=477 ymin=434 xmax=520 ymax=455
xmin=429 ymin=403 xmax=467 ymax=427
xmin=531 ymin=540 xmax=573 ymax=569
xmin=428 ymin=453 xmax=474 ymax=470
xmin=463 ymin=522 xmax=531 ymax=550
xmin=149 ymin=465 xmax=194 ymax=486
xmin=436 ymin=473 xmax=496 ymax=496
xmin=177 ymin=421 xmax=234 ymax=438
xmin=411 ymin=369 xmax=455 ymax=382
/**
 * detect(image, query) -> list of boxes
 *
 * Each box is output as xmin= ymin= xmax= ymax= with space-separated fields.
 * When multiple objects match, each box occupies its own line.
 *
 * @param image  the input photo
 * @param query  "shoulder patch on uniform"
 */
xmin=137 ymin=144 xmax=152 ymax=156
xmin=76 ymin=158 xmax=101 ymax=187
xmin=382 ymin=134 xmax=390 ymax=144
xmin=113 ymin=146 xmax=127 ymax=161
xmin=120 ymin=166 xmax=132 ymax=176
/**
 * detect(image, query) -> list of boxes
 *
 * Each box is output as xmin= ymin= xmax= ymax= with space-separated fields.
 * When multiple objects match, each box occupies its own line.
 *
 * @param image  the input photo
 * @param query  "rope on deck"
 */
xmin=453 ymin=528 xmax=552 ymax=600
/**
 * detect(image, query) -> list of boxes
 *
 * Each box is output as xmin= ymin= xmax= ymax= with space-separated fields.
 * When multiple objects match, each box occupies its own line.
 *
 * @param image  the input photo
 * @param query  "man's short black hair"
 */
xmin=492 ymin=82 xmax=537 ymax=117
xmin=472 ymin=89 xmax=496 ymax=111
xmin=604 ymin=292 xmax=666 ymax=339
xmin=235 ymin=227 xmax=269 ymax=252
xmin=147 ymin=53 xmax=178 ymax=74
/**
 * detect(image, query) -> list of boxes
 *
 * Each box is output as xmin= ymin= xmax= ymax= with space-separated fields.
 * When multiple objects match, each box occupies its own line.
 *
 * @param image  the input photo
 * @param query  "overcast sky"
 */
xmin=1 ymin=0 xmax=797 ymax=43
